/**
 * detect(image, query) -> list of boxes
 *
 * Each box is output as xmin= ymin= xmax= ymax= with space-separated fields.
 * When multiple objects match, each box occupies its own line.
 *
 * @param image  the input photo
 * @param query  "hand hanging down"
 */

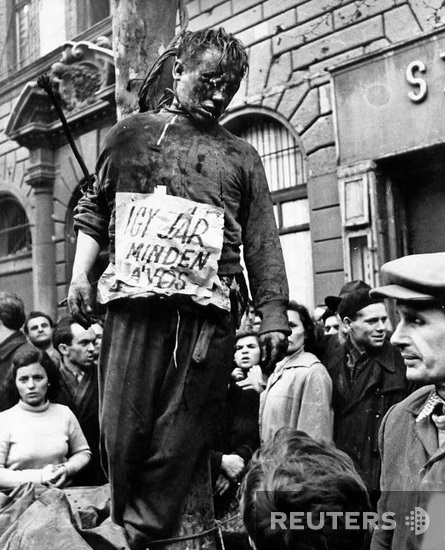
xmin=259 ymin=331 xmax=288 ymax=376
xmin=67 ymin=232 xmax=101 ymax=329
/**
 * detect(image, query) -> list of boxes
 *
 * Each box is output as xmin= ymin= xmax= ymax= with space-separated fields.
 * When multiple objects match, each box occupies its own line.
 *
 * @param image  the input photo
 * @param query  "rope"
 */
xmin=36 ymin=74 xmax=92 ymax=184
xmin=148 ymin=512 xmax=241 ymax=546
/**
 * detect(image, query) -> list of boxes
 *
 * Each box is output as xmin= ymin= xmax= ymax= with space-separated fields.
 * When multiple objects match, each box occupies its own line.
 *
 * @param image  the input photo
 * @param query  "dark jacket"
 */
xmin=74 ymin=110 xmax=289 ymax=335
xmin=55 ymin=366 xmax=107 ymax=486
xmin=0 ymin=331 xmax=27 ymax=411
xmin=371 ymin=386 xmax=445 ymax=550
xmin=211 ymin=380 xmax=260 ymax=480
xmin=323 ymin=337 xmax=411 ymax=496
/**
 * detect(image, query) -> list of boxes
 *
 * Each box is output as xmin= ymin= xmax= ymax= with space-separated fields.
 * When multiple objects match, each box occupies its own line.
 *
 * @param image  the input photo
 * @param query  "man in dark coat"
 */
xmin=53 ymin=316 xmax=106 ymax=486
xmin=322 ymin=288 xmax=410 ymax=505
xmin=0 ymin=291 xmax=27 ymax=411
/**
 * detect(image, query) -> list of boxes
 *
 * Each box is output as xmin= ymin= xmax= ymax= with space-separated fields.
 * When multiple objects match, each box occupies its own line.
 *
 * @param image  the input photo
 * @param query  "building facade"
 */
xmin=1 ymin=0 xmax=444 ymax=318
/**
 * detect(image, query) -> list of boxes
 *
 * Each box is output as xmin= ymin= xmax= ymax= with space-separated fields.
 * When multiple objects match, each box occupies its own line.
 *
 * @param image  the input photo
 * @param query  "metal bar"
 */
xmin=37 ymin=73 xmax=92 ymax=183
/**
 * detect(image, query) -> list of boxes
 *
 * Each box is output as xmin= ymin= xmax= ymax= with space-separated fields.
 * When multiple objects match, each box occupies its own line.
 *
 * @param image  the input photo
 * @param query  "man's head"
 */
xmin=322 ymin=308 xmax=340 ymax=335
xmin=172 ymin=27 xmax=248 ymax=124
xmin=324 ymin=281 xmax=372 ymax=343
xmin=338 ymin=289 xmax=388 ymax=351
xmin=371 ymin=253 xmax=445 ymax=388
xmin=0 ymin=291 xmax=25 ymax=331
xmin=234 ymin=330 xmax=261 ymax=370
xmin=90 ymin=320 xmax=104 ymax=363
xmin=53 ymin=316 xmax=96 ymax=372
xmin=324 ymin=280 xmax=371 ymax=313
xmin=24 ymin=311 xmax=55 ymax=350
xmin=241 ymin=429 xmax=371 ymax=550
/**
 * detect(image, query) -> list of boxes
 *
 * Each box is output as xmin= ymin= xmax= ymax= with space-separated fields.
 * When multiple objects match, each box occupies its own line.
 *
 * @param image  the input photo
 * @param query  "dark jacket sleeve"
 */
xmin=241 ymin=153 xmax=290 ymax=335
xmin=73 ymin=172 xmax=110 ymax=249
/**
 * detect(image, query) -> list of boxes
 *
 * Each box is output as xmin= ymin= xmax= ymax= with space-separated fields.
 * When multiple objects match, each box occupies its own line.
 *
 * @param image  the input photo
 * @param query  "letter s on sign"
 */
xmin=406 ymin=60 xmax=427 ymax=103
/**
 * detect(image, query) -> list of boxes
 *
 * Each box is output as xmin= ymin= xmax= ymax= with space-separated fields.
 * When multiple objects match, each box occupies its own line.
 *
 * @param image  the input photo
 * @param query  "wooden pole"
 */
xmin=112 ymin=0 xmax=179 ymax=119
xmin=111 ymin=2 xmax=218 ymax=548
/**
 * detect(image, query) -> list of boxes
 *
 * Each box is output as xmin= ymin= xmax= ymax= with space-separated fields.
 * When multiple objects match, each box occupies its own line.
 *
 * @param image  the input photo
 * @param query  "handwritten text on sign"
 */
xmin=115 ymin=192 xmax=224 ymax=300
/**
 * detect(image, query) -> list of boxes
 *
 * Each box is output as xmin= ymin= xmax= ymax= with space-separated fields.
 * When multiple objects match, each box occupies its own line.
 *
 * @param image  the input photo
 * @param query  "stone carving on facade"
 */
xmin=50 ymin=38 xmax=114 ymax=113
xmin=5 ymin=37 xmax=116 ymax=149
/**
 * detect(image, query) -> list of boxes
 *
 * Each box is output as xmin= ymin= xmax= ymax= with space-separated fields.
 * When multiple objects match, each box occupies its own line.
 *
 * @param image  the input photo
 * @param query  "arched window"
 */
xmin=224 ymin=112 xmax=314 ymax=310
xmin=0 ymin=195 xmax=32 ymax=258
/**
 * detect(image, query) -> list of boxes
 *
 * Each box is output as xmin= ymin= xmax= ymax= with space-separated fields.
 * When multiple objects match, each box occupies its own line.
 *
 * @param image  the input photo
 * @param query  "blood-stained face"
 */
xmin=173 ymin=47 xmax=242 ymax=125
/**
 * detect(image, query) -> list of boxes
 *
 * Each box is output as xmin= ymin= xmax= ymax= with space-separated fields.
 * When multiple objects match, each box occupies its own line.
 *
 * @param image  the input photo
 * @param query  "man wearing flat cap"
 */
xmin=324 ymin=280 xmax=371 ymax=345
xmin=322 ymin=286 xmax=410 ymax=506
xmin=370 ymin=253 xmax=445 ymax=550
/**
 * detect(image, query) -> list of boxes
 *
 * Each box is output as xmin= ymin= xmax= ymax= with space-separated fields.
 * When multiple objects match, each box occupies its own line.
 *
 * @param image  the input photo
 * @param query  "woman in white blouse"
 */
xmin=0 ymin=346 xmax=91 ymax=489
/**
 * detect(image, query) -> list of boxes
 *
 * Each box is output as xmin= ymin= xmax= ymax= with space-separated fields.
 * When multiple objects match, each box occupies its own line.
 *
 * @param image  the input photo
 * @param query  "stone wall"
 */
xmin=184 ymin=0 xmax=443 ymax=304
xmin=1 ymin=0 xmax=444 ymax=309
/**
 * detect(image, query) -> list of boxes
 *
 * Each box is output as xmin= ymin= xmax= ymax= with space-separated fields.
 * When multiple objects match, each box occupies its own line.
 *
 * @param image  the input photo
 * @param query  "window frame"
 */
xmin=12 ymin=0 xmax=31 ymax=69
xmin=222 ymin=108 xmax=314 ymax=308
xmin=0 ymin=195 xmax=32 ymax=258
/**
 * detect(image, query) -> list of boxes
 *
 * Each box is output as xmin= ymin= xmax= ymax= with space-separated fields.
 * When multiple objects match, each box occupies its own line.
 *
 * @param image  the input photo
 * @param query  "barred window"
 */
xmin=225 ymin=113 xmax=314 ymax=310
xmin=242 ymin=119 xmax=306 ymax=192
xmin=0 ymin=196 xmax=32 ymax=257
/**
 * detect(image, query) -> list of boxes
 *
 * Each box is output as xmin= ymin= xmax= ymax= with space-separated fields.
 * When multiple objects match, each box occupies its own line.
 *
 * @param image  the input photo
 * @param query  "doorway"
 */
xmin=377 ymin=144 xmax=445 ymax=260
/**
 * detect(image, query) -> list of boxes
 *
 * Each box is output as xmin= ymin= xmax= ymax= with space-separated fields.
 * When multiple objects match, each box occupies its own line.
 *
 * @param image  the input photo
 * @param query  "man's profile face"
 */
xmin=91 ymin=322 xmax=103 ymax=361
xmin=64 ymin=323 xmax=96 ymax=370
xmin=173 ymin=47 xmax=241 ymax=124
xmin=26 ymin=316 xmax=53 ymax=349
xmin=345 ymin=302 xmax=388 ymax=350
xmin=391 ymin=303 xmax=445 ymax=386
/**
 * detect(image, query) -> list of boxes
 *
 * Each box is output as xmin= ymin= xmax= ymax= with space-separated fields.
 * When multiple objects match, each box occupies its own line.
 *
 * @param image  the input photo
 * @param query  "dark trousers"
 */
xmin=99 ymin=298 xmax=235 ymax=549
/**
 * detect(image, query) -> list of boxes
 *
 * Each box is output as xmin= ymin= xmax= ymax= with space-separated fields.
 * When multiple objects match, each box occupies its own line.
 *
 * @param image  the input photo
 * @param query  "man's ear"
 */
xmin=172 ymin=59 xmax=184 ymax=81
xmin=58 ymin=343 xmax=68 ymax=357
xmin=342 ymin=316 xmax=352 ymax=332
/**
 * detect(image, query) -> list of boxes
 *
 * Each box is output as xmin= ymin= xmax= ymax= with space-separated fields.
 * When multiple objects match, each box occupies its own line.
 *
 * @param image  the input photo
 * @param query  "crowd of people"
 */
xmin=211 ymin=278 xmax=412 ymax=515
xmin=215 ymin=253 xmax=445 ymax=550
xmin=0 ymin=294 xmax=106 ymax=488
xmin=0 ymin=260 xmax=441 ymax=550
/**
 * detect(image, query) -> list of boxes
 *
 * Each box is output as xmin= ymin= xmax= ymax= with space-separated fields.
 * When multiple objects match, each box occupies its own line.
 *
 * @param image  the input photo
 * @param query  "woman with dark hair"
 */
xmin=0 ymin=346 xmax=91 ymax=488
xmin=260 ymin=301 xmax=333 ymax=444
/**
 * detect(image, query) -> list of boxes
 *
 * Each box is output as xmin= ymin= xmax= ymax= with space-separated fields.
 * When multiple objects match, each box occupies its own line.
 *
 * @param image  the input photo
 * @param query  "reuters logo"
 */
xmin=405 ymin=507 xmax=430 ymax=536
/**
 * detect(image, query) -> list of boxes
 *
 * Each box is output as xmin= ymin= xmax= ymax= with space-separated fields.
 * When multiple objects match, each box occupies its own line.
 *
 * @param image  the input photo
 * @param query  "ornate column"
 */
xmin=25 ymin=148 xmax=58 ymax=318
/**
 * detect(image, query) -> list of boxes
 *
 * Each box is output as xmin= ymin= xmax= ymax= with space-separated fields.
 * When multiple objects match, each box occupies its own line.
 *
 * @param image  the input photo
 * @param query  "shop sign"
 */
xmin=332 ymin=30 xmax=445 ymax=165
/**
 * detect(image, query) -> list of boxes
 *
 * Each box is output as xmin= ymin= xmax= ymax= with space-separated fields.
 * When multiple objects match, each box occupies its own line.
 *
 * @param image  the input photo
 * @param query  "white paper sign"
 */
xmin=113 ymin=192 xmax=224 ymax=302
